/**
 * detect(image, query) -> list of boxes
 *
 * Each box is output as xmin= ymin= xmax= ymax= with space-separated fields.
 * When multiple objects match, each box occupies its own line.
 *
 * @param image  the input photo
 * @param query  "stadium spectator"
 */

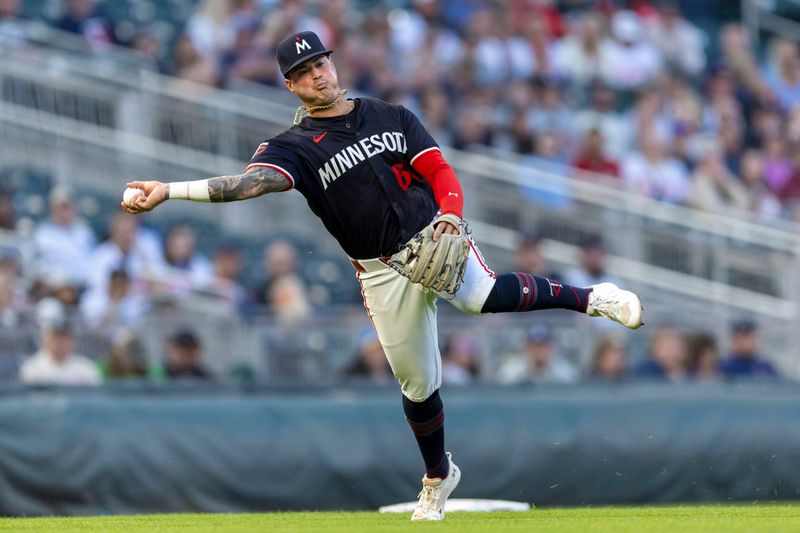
xmin=441 ymin=330 xmax=480 ymax=385
xmin=0 ymin=272 xmax=29 ymax=329
xmin=686 ymin=332 xmax=721 ymax=381
xmin=81 ymin=268 xmax=149 ymax=334
xmin=450 ymin=106 xmax=494 ymax=151
xmin=345 ymin=328 xmax=392 ymax=384
xmin=259 ymin=0 xmax=325 ymax=55
xmin=129 ymin=27 xmax=167 ymax=73
xmin=171 ymin=32 xmax=219 ymax=86
xmin=564 ymin=237 xmax=621 ymax=289
xmin=763 ymin=39 xmax=800 ymax=111
xmin=687 ymin=147 xmax=750 ymax=215
xmin=162 ymin=224 xmax=214 ymax=291
xmin=739 ymin=149 xmax=782 ymax=219
xmin=588 ymin=336 xmax=628 ymax=382
xmin=571 ymin=128 xmax=620 ymax=179
xmin=268 ymin=273 xmax=312 ymax=326
xmin=88 ymin=213 xmax=165 ymax=296
xmin=509 ymin=0 xmax=565 ymax=40
xmin=600 ymin=10 xmax=663 ymax=90
xmin=164 ymin=329 xmax=211 ymax=379
xmin=515 ymin=233 xmax=562 ymax=281
xmin=221 ymin=12 xmax=279 ymax=87
xmin=775 ymin=149 xmax=800 ymax=207
xmin=0 ymin=247 xmax=21 ymax=283
xmin=418 ymin=87 xmax=454 ymax=148
xmin=552 ymin=11 xmax=605 ymax=85
xmin=718 ymin=115 xmax=746 ymax=177
xmin=720 ymin=320 xmax=779 ymax=380
xmin=208 ymin=245 xmax=248 ymax=309
xmin=185 ymin=0 xmax=238 ymax=62
xmin=54 ymin=0 xmax=114 ymax=51
xmin=32 ymin=186 xmax=96 ymax=289
xmin=664 ymin=78 xmax=703 ymax=167
xmin=19 ymin=313 xmax=101 ymax=386
xmin=252 ymin=239 xmax=301 ymax=306
xmin=787 ymin=106 xmax=800 ymax=145
xmin=572 ymin=82 xmax=630 ymax=160
xmin=762 ymin=137 xmax=792 ymax=197
xmin=621 ymin=130 xmax=690 ymax=203
xmin=102 ymin=329 xmax=152 ymax=379
xmin=0 ymin=0 xmax=25 ymax=48
xmin=527 ymin=79 xmax=574 ymax=151
xmin=646 ymin=1 xmax=706 ymax=77
xmin=464 ymin=8 xmax=509 ymax=88
xmin=633 ymin=326 xmax=688 ymax=382
xmin=45 ymin=274 xmax=82 ymax=318
xmin=502 ymin=109 xmax=536 ymax=154
xmin=496 ymin=324 xmax=578 ymax=385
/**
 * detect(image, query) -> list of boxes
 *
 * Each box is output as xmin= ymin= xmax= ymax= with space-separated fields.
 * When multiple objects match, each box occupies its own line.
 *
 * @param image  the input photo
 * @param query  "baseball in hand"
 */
xmin=123 ymin=187 xmax=144 ymax=208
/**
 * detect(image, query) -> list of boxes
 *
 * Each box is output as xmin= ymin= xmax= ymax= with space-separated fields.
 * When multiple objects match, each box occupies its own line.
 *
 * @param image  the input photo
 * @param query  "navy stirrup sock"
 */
xmin=481 ymin=273 xmax=591 ymax=313
xmin=403 ymin=390 xmax=449 ymax=479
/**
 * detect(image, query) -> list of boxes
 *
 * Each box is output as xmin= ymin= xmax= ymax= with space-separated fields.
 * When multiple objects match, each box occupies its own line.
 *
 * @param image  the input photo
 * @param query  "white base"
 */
xmin=379 ymin=499 xmax=531 ymax=513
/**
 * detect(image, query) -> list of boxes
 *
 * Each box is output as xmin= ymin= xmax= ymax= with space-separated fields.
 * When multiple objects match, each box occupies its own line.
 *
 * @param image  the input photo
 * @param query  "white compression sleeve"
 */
xmin=167 ymin=179 xmax=210 ymax=202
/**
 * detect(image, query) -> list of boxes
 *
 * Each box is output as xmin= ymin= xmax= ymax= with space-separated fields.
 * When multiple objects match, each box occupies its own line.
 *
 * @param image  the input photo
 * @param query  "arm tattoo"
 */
xmin=207 ymin=166 xmax=291 ymax=202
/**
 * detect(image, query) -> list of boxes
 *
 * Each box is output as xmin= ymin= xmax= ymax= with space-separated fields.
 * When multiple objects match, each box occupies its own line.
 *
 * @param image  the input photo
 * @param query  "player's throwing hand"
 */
xmin=121 ymin=180 xmax=168 ymax=214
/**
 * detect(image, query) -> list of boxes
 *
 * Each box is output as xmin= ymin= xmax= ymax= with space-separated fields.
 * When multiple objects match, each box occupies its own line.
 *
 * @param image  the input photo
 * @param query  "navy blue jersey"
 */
xmin=246 ymin=98 xmax=439 ymax=259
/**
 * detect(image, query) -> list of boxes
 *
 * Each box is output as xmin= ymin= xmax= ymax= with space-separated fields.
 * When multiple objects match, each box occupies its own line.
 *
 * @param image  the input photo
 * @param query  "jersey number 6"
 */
xmin=392 ymin=163 xmax=413 ymax=191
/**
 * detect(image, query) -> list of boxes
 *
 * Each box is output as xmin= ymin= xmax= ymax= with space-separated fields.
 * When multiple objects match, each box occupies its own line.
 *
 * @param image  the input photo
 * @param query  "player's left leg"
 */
xmin=444 ymin=239 xmax=643 ymax=329
xmin=354 ymin=259 xmax=460 ymax=520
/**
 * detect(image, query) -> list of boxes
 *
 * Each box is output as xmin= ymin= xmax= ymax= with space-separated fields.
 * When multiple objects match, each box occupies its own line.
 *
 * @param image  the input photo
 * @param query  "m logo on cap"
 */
xmin=296 ymin=38 xmax=311 ymax=54
xmin=278 ymin=31 xmax=334 ymax=77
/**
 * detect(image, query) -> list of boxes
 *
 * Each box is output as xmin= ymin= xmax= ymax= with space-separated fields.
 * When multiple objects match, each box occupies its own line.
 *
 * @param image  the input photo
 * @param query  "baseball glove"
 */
xmin=388 ymin=213 xmax=470 ymax=297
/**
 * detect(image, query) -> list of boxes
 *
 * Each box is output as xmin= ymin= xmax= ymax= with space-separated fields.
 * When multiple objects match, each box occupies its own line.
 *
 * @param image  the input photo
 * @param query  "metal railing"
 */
xmin=743 ymin=0 xmax=800 ymax=48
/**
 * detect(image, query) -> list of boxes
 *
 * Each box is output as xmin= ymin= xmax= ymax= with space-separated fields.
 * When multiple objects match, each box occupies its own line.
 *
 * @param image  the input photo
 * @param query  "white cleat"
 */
xmin=410 ymin=452 xmax=461 ymax=521
xmin=587 ymin=282 xmax=644 ymax=329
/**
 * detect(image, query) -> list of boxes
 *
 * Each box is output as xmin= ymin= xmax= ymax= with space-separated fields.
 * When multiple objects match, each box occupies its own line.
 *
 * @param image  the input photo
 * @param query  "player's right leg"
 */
xmin=481 ymin=275 xmax=643 ymax=329
xmin=444 ymin=240 xmax=643 ymax=329
xmin=353 ymin=258 xmax=460 ymax=521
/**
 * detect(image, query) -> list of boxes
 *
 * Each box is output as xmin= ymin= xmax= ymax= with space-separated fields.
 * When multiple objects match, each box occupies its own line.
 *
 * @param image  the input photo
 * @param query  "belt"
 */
xmin=350 ymin=256 xmax=391 ymax=273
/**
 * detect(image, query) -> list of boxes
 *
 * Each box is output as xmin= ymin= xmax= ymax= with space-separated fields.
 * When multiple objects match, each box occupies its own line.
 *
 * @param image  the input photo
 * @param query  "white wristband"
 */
xmin=168 ymin=179 xmax=210 ymax=202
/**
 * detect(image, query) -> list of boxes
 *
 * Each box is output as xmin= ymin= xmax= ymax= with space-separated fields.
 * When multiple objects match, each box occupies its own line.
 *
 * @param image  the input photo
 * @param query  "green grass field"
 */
xmin=2 ymin=505 xmax=800 ymax=532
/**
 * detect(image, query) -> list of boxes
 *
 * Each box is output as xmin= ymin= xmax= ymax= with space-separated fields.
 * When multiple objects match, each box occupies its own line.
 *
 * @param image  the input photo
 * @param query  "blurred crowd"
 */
xmin=3 ymin=0 xmax=798 ymax=221
xmin=0 ymin=184 xmax=333 ymax=383
xmin=0 ymin=187 xmax=785 ymax=385
xmin=0 ymin=0 xmax=796 ymax=385
xmin=349 ymin=234 xmax=782 ymax=387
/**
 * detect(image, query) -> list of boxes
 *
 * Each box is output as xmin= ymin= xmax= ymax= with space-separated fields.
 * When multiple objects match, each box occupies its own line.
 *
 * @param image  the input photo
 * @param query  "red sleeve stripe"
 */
xmin=470 ymin=239 xmax=496 ymax=279
xmin=410 ymin=146 xmax=441 ymax=166
xmin=244 ymin=163 xmax=295 ymax=190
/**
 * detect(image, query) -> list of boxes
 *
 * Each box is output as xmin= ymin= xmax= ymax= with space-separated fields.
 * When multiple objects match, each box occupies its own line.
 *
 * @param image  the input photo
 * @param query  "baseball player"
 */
xmin=122 ymin=31 xmax=643 ymax=521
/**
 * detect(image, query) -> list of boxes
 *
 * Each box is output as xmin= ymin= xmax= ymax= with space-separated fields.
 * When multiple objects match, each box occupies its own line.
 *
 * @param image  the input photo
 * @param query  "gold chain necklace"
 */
xmin=293 ymin=89 xmax=348 ymax=125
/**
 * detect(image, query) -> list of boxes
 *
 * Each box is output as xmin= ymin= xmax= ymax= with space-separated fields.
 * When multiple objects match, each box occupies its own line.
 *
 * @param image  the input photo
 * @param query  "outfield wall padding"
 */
xmin=1 ymin=382 xmax=800 ymax=516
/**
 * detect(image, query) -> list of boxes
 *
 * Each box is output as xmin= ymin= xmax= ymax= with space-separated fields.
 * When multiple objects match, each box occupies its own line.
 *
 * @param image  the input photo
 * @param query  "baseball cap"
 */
xmin=49 ymin=185 xmax=73 ymax=206
xmin=44 ymin=316 xmax=73 ymax=335
xmin=519 ymin=232 xmax=542 ymax=248
xmin=731 ymin=319 xmax=757 ymax=334
xmin=170 ymin=329 xmax=200 ymax=348
xmin=527 ymin=324 xmax=553 ymax=344
xmin=277 ymin=31 xmax=334 ymax=78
